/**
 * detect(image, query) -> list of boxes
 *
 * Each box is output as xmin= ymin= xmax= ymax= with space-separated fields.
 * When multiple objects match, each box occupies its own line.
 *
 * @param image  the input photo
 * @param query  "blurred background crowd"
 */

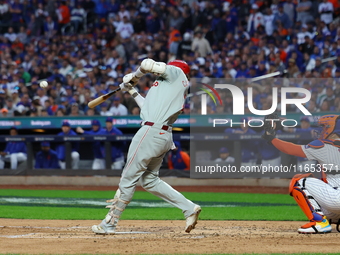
xmin=0 ymin=0 xmax=339 ymax=118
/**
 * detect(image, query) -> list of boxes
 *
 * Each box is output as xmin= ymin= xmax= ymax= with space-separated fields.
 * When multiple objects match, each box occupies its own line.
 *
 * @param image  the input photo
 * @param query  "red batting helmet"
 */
xmin=167 ymin=60 xmax=190 ymax=75
xmin=317 ymin=114 xmax=340 ymax=139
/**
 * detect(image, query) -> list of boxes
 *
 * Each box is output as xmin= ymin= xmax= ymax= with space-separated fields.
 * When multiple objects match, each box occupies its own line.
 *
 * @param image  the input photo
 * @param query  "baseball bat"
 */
xmin=88 ymin=86 xmax=122 ymax=108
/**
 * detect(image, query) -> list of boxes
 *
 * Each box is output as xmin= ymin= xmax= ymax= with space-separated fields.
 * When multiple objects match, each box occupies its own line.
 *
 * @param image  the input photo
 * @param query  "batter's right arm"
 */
xmin=120 ymin=83 xmax=145 ymax=108
xmin=129 ymin=88 xmax=145 ymax=108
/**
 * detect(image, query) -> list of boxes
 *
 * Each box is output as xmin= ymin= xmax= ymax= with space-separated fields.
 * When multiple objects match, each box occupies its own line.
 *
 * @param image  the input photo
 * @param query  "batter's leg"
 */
xmin=140 ymin=155 xmax=197 ymax=218
xmin=92 ymin=126 xmax=156 ymax=234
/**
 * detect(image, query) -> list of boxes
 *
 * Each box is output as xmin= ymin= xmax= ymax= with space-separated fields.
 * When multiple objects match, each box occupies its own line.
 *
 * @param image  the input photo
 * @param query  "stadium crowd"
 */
xmin=0 ymin=0 xmax=339 ymax=117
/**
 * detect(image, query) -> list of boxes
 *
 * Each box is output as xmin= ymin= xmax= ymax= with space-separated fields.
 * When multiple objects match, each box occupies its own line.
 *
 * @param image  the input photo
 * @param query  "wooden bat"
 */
xmin=88 ymin=86 xmax=122 ymax=108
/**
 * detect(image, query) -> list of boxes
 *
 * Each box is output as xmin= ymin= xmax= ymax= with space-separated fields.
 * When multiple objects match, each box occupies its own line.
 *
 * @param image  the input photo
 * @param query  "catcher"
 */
xmin=262 ymin=114 xmax=340 ymax=234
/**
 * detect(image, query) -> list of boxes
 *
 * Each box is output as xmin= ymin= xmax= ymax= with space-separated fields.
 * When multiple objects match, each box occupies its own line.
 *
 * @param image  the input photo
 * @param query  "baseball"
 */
xmin=39 ymin=81 xmax=48 ymax=88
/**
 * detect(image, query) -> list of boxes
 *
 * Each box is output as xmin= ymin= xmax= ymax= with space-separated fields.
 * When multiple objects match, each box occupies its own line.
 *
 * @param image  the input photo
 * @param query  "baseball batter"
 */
xmin=92 ymin=59 xmax=201 ymax=234
xmin=263 ymin=114 xmax=340 ymax=233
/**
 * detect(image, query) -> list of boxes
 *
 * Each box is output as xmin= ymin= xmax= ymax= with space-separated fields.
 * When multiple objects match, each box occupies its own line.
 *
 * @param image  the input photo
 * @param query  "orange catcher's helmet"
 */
xmin=317 ymin=115 xmax=340 ymax=139
xmin=168 ymin=60 xmax=190 ymax=75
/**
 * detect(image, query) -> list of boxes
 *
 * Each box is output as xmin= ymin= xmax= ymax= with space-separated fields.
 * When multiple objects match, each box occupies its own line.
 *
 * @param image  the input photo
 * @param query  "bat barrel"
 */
xmin=87 ymin=87 xmax=122 ymax=108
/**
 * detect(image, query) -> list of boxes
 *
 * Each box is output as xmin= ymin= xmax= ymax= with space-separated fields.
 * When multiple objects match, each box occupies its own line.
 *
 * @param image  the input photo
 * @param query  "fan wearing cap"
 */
xmin=34 ymin=142 xmax=60 ymax=169
xmin=0 ymin=127 xmax=27 ymax=170
xmin=92 ymin=59 xmax=201 ymax=235
xmin=76 ymin=120 xmax=107 ymax=170
xmin=215 ymin=147 xmax=235 ymax=163
xmin=262 ymin=114 xmax=340 ymax=234
xmin=55 ymin=121 xmax=80 ymax=169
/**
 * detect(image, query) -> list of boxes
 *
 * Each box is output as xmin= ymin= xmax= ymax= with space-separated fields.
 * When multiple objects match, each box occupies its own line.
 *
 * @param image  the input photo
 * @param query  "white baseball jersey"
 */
xmin=140 ymin=65 xmax=189 ymax=125
xmin=318 ymin=2 xmax=334 ymax=24
xmin=302 ymin=139 xmax=340 ymax=188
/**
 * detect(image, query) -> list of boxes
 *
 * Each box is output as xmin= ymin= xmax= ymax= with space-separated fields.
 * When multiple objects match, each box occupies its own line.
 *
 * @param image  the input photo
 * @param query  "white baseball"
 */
xmin=39 ymin=81 xmax=48 ymax=88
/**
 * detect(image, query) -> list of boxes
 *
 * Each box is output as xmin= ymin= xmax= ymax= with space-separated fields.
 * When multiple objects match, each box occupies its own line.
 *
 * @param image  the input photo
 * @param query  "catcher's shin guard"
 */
xmin=289 ymin=176 xmax=331 ymax=233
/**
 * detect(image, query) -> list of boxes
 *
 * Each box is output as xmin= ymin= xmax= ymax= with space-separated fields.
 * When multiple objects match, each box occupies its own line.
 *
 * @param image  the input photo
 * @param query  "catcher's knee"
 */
xmin=289 ymin=173 xmax=313 ymax=195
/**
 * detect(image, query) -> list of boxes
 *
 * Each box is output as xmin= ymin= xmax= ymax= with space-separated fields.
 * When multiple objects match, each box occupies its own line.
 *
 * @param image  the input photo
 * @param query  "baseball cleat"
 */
xmin=185 ymin=205 xmax=201 ymax=233
xmin=298 ymin=217 xmax=332 ymax=234
xmin=92 ymin=219 xmax=116 ymax=235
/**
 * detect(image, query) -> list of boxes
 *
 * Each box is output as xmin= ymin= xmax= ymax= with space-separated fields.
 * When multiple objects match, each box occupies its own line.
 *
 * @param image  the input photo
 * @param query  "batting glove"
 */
xmin=123 ymin=73 xmax=140 ymax=86
xmin=119 ymin=83 xmax=134 ymax=92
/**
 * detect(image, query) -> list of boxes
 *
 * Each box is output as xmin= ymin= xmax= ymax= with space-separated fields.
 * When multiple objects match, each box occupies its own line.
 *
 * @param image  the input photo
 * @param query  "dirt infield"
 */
xmin=1 ymin=219 xmax=339 ymax=254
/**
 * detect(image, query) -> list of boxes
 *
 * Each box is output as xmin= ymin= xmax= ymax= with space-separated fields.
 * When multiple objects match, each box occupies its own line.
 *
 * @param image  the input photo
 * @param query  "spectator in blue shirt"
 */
xmin=10 ymin=0 xmax=23 ymax=25
xmin=55 ymin=120 xmax=80 ymax=169
xmin=0 ymin=127 xmax=27 ymax=169
xmin=146 ymin=10 xmax=161 ymax=34
xmin=273 ymin=4 xmax=292 ymax=30
xmin=235 ymin=62 xmax=250 ymax=78
xmin=35 ymin=142 xmax=60 ymax=169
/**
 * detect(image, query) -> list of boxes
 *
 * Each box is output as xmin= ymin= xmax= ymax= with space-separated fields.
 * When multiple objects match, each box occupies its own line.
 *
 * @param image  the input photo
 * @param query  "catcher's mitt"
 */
xmin=262 ymin=113 xmax=280 ymax=143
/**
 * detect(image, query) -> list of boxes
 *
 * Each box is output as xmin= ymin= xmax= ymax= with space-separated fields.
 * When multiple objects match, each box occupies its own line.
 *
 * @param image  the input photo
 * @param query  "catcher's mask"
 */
xmin=315 ymin=115 xmax=340 ymax=139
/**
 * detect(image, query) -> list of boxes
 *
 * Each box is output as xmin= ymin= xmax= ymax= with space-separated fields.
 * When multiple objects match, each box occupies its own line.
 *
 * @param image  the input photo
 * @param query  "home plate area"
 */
xmin=1 ymin=219 xmax=340 ymax=254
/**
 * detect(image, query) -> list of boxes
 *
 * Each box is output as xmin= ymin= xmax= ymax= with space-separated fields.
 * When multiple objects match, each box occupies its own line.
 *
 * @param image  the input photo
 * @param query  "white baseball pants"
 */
xmin=59 ymin=151 xmax=80 ymax=169
xmin=119 ymin=125 xmax=197 ymax=218
xmin=92 ymin=158 xmax=105 ymax=170
xmin=0 ymin=153 xmax=27 ymax=169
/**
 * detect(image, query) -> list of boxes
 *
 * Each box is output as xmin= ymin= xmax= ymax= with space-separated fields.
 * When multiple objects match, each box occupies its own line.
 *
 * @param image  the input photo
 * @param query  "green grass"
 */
xmin=0 ymin=189 xmax=305 ymax=221
xmin=0 ymin=189 xmax=294 ymax=203
xmin=0 ymin=205 xmax=303 ymax=221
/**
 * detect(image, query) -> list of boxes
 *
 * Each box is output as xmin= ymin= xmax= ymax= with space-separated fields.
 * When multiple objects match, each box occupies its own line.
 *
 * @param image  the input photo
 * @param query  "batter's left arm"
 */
xmin=122 ymin=59 xmax=167 ymax=86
